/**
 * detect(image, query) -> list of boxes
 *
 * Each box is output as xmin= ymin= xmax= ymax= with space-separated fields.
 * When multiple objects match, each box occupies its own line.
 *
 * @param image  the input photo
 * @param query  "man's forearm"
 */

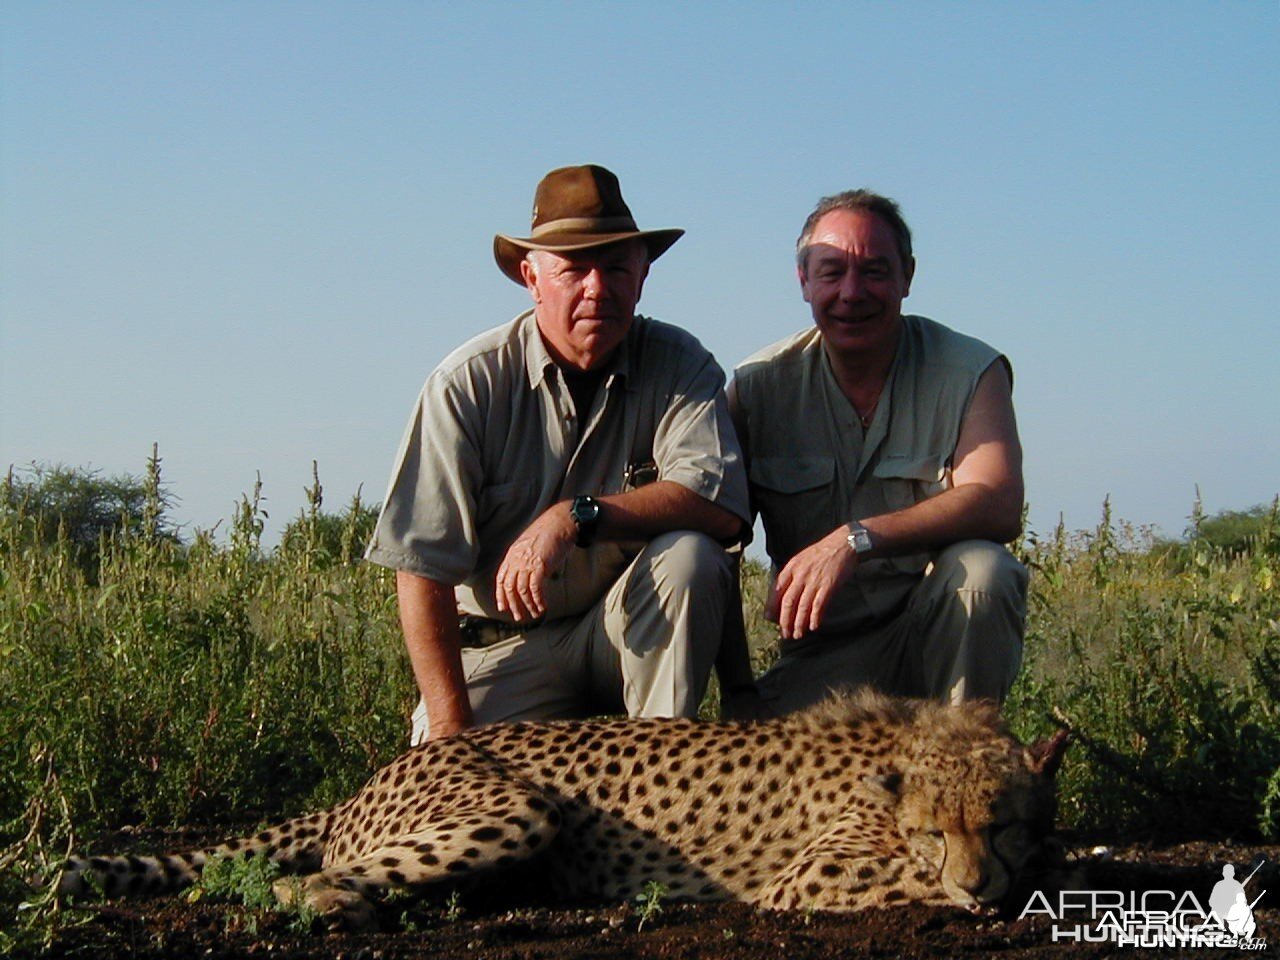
xmin=395 ymin=570 xmax=473 ymax=738
xmin=859 ymin=480 xmax=1023 ymax=558
xmin=594 ymin=480 xmax=743 ymax=543
xmin=496 ymin=480 xmax=744 ymax=622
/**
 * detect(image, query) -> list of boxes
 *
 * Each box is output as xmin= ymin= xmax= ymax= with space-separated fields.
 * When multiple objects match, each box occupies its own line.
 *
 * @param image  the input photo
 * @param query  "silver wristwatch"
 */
xmin=847 ymin=521 xmax=874 ymax=556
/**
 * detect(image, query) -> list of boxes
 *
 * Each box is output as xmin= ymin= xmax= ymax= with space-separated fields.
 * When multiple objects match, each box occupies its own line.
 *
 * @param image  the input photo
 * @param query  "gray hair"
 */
xmin=795 ymin=190 xmax=913 ymax=272
xmin=525 ymin=238 xmax=648 ymax=278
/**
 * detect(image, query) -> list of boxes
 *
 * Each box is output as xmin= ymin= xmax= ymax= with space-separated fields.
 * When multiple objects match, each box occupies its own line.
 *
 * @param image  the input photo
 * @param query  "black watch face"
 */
xmin=572 ymin=497 xmax=599 ymax=546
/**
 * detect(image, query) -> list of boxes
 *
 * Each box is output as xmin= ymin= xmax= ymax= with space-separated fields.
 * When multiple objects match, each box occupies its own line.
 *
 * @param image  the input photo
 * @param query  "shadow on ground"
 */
xmin=17 ymin=835 xmax=1277 ymax=959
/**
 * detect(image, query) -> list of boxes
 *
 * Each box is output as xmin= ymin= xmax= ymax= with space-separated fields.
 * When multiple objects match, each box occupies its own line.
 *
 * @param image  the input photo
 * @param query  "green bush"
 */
xmin=1 ymin=455 xmax=1276 ymax=947
xmin=2 ymin=449 xmax=177 ymax=584
xmin=0 ymin=458 xmax=409 ymax=853
xmin=1152 ymin=496 xmax=1279 ymax=569
xmin=1006 ymin=497 xmax=1280 ymax=840
xmin=277 ymin=462 xmax=381 ymax=570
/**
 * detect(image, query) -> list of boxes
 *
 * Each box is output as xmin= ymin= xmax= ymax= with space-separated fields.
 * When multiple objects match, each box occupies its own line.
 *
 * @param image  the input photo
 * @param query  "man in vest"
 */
xmin=728 ymin=190 xmax=1027 ymax=713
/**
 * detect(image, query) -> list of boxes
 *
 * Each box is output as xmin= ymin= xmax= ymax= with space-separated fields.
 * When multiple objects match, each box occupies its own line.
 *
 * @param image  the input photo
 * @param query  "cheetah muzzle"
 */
xmin=56 ymin=691 xmax=1068 ymax=928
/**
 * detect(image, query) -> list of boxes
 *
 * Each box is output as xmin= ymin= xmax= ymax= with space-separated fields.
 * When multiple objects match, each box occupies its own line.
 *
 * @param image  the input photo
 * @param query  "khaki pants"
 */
xmin=755 ymin=540 xmax=1028 ymax=714
xmin=411 ymin=531 xmax=733 ymax=745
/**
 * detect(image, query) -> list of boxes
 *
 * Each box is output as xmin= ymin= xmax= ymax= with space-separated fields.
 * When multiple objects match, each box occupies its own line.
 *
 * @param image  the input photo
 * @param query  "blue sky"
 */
xmin=3 ymin=1 xmax=1277 ymax=545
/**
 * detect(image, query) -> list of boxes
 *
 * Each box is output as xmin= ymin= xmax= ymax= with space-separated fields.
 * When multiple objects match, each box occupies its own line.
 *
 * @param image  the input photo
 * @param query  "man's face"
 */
xmin=799 ymin=209 xmax=915 ymax=359
xmin=521 ymin=241 xmax=649 ymax=372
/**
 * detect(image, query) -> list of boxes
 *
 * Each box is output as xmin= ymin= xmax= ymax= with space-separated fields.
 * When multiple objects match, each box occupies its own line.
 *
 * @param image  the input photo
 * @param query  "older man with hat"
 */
xmin=367 ymin=165 xmax=751 ymax=744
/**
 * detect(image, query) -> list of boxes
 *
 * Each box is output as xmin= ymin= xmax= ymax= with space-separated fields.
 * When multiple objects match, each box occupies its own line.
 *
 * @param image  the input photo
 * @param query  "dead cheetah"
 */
xmin=57 ymin=691 xmax=1067 ymax=928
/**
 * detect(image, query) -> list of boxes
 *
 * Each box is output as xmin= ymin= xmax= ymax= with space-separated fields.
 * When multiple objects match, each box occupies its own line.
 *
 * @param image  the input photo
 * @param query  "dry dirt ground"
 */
xmin=20 ymin=832 xmax=1278 ymax=959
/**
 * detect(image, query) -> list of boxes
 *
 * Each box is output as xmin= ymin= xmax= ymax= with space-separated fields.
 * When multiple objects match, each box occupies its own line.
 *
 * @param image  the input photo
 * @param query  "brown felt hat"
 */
xmin=494 ymin=165 xmax=684 ymax=284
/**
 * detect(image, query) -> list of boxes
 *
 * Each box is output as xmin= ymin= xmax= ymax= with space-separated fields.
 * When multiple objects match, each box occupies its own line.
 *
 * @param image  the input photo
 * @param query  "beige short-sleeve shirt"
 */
xmin=731 ymin=315 xmax=1005 ymax=635
xmin=367 ymin=310 xmax=749 ymax=621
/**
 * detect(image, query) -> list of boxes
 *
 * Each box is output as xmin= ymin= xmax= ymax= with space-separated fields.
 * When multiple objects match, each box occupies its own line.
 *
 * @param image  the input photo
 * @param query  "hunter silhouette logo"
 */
xmin=1207 ymin=862 xmax=1265 ymax=941
xmin=1021 ymin=859 xmax=1268 ymax=949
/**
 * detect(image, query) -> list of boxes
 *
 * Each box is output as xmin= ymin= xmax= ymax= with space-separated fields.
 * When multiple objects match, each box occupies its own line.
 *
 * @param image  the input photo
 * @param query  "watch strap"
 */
xmin=571 ymin=495 xmax=601 ymax=547
xmin=846 ymin=521 xmax=874 ymax=556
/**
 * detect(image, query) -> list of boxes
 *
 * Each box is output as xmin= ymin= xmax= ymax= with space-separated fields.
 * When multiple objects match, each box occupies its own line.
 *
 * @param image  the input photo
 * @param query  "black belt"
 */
xmin=458 ymin=615 xmax=537 ymax=648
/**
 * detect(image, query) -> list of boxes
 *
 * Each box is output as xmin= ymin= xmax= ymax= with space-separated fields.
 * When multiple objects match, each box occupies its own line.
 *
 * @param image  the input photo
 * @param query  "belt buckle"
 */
xmin=458 ymin=614 xmax=489 ymax=648
xmin=458 ymin=615 xmax=525 ymax=648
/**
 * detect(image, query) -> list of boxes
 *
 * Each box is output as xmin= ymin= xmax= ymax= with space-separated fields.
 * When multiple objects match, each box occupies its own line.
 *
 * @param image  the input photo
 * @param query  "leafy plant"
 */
xmin=188 ymin=852 xmax=281 ymax=910
xmin=634 ymin=880 xmax=667 ymax=930
xmin=1006 ymin=499 xmax=1280 ymax=839
xmin=1 ymin=456 xmax=1277 ymax=951
xmin=0 ymin=452 xmax=408 ymax=843
xmin=187 ymin=852 xmax=319 ymax=933
xmin=1 ymin=448 xmax=176 ymax=584
xmin=443 ymin=888 xmax=464 ymax=923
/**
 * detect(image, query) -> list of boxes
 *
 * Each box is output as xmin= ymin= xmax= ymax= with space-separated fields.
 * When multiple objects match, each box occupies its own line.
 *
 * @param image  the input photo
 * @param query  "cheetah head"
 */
xmin=878 ymin=729 xmax=1068 ymax=912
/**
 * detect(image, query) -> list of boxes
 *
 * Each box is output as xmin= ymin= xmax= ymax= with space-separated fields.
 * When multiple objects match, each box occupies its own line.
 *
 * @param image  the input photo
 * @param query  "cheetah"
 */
xmin=57 ymin=691 xmax=1067 ymax=928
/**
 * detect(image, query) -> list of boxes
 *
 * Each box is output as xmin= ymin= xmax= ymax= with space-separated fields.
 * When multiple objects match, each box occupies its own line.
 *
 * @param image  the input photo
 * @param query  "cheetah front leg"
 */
xmin=757 ymin=803 xmax=947 ymax=913
xmin=757 ymin=836 xmax=946 ymax=912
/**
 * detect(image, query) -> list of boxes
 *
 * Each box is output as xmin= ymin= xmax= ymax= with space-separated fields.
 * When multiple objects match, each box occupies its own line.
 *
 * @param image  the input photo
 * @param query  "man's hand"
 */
xmin=495 ymin=502 xmax=577 ymax=621
xmin=767 ymin=524 xmax=860 ymax=640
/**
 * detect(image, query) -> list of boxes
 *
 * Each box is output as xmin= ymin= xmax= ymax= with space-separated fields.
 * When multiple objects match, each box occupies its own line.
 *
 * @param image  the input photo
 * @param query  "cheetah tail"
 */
xmin=55 ymin=809 xmax=335 ymax=901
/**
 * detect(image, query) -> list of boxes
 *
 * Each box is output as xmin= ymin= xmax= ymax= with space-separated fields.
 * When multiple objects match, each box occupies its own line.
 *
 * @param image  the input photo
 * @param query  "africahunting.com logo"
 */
xmin=1020 ymin=859 xmax=1268 ymax=950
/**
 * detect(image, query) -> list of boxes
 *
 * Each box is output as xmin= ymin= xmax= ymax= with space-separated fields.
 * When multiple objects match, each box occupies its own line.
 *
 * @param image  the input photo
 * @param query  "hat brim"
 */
xmin=493 ymin=228 xmax=684 ymax=285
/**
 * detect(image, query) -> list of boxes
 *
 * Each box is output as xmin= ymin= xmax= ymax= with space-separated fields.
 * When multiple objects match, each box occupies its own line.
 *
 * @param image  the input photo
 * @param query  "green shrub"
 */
xmin=277 ymin=462 xmax=381 ymax=570
xmin=1 ymin=453 xmax=1276 ymax=949
xmin=1152 ymin=495 xmax=1279 ymax=569
xmin=1006 ymin=498 xmax=1280 ymax=839
xmin=2 ymin=448 xmax=176 ymax=584
xmin=188 ymin=852 xmax=321 ymax=933
xmin=0 ymin=456 xmax=409 ymax=852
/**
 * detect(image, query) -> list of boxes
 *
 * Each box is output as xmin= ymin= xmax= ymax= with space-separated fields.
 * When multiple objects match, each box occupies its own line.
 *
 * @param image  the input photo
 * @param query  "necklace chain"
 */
xmin=857 ymin=389 xmax=883 ymax=429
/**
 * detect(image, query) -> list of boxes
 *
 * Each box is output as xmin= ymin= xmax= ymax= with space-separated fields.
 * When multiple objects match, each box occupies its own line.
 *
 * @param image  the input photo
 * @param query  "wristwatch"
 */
xmin=570 ymin=495 xmax=602 ymax=547
xmin=847 ymin=521 xmax=874 ymax=557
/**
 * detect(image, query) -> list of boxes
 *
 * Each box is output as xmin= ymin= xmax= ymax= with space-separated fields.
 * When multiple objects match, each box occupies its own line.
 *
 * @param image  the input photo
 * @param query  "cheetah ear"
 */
xmin=861 ymin=771 xmax=903 ymax=802
xmin=1026 ymin=729 xmax=1070 ymax=778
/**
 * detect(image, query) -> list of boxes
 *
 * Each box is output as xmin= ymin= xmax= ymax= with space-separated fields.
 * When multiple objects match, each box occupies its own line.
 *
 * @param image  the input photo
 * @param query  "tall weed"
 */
xmin=2 ymin=455 xmax=1277 ymax=900
xmin=1007 ymin=497 xmax=1280 ymax=839
xmin=0 ymin=459 xmax=408 ymax=848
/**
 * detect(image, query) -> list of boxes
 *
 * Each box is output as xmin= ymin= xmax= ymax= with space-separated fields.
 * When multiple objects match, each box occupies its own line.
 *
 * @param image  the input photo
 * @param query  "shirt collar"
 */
xmin=817 ymin=319 xmax=908 ymax=478
xmin=521 ymin=309 xmax=639 ymax=391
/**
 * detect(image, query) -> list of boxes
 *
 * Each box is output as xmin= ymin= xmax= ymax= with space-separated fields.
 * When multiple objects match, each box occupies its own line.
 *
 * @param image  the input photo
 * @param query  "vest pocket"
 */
xmin=870 ymin=455 xmax=947 ymax=511
xmin=748 ymin=456 xmax=837 ymax=561
xmin=750 ymin=456 xmax=835 ymax=494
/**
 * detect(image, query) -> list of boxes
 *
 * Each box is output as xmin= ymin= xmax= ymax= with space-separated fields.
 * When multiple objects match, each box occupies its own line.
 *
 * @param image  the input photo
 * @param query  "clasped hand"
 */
xmin=494 ymin=503 xmax=577 ymax=622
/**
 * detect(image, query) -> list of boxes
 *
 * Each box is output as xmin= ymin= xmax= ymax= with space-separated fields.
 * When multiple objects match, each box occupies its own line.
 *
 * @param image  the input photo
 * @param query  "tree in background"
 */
xmin=2 ymin=446 xmax=176 ymax=583
xmin=1152 ymin=496 xmax=1279 ymax=569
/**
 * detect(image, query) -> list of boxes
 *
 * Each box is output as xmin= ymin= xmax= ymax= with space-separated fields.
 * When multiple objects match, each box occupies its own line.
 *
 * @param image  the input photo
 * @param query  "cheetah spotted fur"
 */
xmin=58 ymin=691 xmax=1067 ymax=927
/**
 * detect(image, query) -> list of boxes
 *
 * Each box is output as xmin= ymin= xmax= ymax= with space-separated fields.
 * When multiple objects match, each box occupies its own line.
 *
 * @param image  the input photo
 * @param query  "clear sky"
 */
xmin=3 ymin=1 xmax=1277 ymax=546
